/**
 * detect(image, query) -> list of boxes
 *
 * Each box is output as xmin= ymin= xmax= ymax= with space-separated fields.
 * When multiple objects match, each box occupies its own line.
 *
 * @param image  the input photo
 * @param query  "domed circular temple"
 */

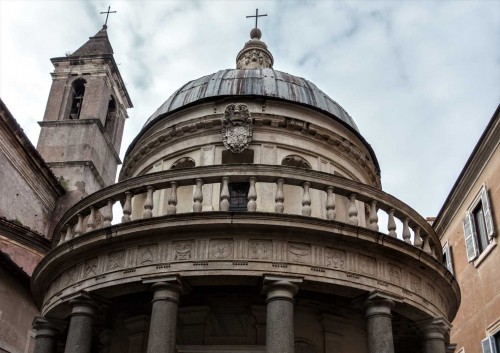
xmin=32 ymin=26 xmax=459 ymax=353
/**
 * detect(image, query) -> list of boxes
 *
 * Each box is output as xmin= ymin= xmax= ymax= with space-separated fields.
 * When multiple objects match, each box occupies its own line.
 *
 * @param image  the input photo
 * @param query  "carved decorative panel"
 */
xmin=107 ymin=250 xmax=125 ymax=271
xmin=83 ymin=258 xmax=98 ymax=279
xmin=249 ymin=241 xmax=272 ymax=260
xmin=138 ymin=245 xmax=158 ymax=265
xmin=288 ymin=243 xmax=311 ymax=263
xmin=174 ymin=241 xmax=194 ymax=261
xmin=210 ymin=240 xmax=234 ymax=259
xmin=325 ymin=248 xmax=346 ymax=270
xmin=387 ymin=264 xmax=402 ymax=285
xmin=358 ymin=255 xmax=377 ymax=276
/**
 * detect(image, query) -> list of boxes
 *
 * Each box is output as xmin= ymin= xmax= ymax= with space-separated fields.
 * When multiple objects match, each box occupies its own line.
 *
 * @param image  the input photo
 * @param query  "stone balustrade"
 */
xmin=54 ymin=165 xmax=442 ymax=261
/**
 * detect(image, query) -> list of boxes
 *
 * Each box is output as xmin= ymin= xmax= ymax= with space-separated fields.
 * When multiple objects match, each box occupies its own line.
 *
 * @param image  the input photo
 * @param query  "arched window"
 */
xmin=281 ymin=155 xmax=312 ymax=169
xmin=104 ymin=96 xmax=117 ymax=139
xmin=68 ymin=79 xmax=86 ymax=119
xmin=170 ymin=157 xmax=195 ymax=170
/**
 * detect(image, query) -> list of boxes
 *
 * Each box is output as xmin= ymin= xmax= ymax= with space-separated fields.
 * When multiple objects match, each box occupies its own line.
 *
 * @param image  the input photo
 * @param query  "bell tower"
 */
xmin=37 ymin=25 xmax=133 ymax=196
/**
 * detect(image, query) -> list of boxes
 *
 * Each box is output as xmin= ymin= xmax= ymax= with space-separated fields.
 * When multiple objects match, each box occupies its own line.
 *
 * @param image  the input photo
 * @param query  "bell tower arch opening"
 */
xmin=68 ymin=78 xmax=86 ymax=120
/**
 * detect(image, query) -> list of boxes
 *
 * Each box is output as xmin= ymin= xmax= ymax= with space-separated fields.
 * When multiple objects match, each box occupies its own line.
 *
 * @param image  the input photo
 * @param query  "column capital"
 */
xmin=143 ymin=275 xmax=188 ymax=303
xmin=418 ymin=317 xmax=451 ymax=340
xmin=32 ymin=316 xmax=64 ymax=338
xmin=262 ymin=275 xmax=303 ymax=302
xmin=68 ymin=294 xmax=98 ymax=318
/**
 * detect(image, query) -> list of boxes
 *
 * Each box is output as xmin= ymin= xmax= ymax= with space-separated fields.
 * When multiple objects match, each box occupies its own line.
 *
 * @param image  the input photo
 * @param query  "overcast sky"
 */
xmin=0 ymin=0 xmax=499 ymax=219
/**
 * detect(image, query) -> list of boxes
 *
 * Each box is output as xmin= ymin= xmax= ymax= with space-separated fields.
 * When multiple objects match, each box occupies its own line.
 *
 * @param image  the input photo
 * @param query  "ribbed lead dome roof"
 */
xmin=144 ymin=68 xmax=359 ymax=132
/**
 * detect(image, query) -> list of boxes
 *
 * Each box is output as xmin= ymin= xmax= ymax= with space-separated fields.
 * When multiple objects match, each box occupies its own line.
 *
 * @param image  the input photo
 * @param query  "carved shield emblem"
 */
xmin=222 ymin=104 xmax=252 ymax=153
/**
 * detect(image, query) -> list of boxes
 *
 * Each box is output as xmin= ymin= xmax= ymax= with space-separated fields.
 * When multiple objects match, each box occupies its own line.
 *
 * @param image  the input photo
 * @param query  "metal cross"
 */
xmin=100 ymin=5 xmax=117 ymax=26
xmin=246 ymin=8 xmax=267 ymax=28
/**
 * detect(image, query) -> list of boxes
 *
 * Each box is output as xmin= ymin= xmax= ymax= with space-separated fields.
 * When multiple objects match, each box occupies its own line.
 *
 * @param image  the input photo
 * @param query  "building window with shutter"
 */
xmin=442 ymin=242 xmax=454 ymax=274
xmin=463 ymin=185 xmax=496 ymax=265
xmin=482 ymin=332 xmax=500 ymax=353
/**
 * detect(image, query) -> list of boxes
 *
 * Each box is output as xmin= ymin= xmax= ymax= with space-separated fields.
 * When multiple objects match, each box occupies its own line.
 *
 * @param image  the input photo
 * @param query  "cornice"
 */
xmin=434 ymin=105 xmax=500 ymax=236
xmin=46 ymin=161 xmax=106 ymax=189
xmin=50 ymin=55 xmax=133 ymax=108
xmin=38 ymin=119 xmax=121 ymax=164
xmin=0 ymin=217 xmax=51 ymax=254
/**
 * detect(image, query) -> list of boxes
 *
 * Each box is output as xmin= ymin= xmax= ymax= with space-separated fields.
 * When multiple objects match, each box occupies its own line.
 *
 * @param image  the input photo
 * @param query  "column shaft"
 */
xmin=63 ymin=299 xmax=97 ymax=353
xmin=33 ymin=316 xmax=61 ymax=353
xmin=34 ymin=336 xmax=57 ymax=353
xmin=420 ymin=319 xmax=450 ymax=353
xmin=365 ymin=298 xmax=395 ymax=353
xmin=264 ymin=279 xmax=300 ymax=353
xmin=422 ymin=339 xmax=446 ymax=353
xmin=146 ymin=282 xmax=182 ymax=353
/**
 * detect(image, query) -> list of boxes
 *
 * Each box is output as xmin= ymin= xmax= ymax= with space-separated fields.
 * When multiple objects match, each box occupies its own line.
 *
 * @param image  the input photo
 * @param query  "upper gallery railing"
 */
xmin=53 ymin=165 xmax=442 ymax=261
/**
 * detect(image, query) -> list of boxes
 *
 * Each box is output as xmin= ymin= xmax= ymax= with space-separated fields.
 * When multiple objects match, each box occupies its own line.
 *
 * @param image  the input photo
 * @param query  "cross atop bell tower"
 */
xmin=37 ymin=25 xmax=133 ymax=201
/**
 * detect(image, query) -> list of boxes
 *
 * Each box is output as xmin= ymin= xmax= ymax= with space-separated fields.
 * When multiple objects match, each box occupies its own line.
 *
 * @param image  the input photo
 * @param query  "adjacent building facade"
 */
xmin=434 ymin=106 xmax=500 ymax=353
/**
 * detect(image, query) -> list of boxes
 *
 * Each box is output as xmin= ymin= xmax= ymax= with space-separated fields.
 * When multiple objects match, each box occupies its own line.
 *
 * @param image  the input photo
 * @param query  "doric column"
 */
xmin=64 ymin=295 xmax=97 ymax=353
xmin=262 ymin=276 xmax=303 ymax=353
xmin=33 ymin=316 xmax=62 ymax=353
xmin=144 ymin=276 xmax=184 ymax=353
xmin=419 ymin=318 xmax=451 ymax=353
xmin=364 ymin=293 xmax=395 ymax=353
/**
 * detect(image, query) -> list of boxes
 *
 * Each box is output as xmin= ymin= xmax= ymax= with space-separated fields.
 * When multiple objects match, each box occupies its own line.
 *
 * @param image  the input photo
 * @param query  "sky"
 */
xmin=0 ymin=0 xmax=499 ymax=220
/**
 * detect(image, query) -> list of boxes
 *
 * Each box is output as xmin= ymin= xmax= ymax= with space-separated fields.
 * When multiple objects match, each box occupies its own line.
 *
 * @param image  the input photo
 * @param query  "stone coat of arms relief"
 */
xmin=222 ymin=104 xmax=253 ymax=153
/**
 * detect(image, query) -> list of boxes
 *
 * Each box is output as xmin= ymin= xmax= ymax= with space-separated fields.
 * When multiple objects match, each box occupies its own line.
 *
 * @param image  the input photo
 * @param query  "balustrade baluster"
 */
xmin=402 ymin=218 xmax=411 ymax=244
xmin=167 ymin=181 xmax=178 ymax=215
xmin=103 ymin=199 xmax=114 ymax=227
xmin=326 ymin=186 xmax=336 ymax=220
xmin=74 ymin=214 xmax=84 ymax=237
xmin=275 ymin=179 xmax=285 ymax=214
xmin=348 ymin=193 xmax=358 ymax=226
xmin=247 ymin=177 xmax=257 ymax=212
xmin=86 ymin=207 xmax=96 ymax=232
xmin=368 ymin=200 xmax=379 ymax=231
xmin=413 ymin=226 xmax=422 ymax=248
xmin=143 ymin=186 xmax=155 ymax=218
xmin=59 ymin=225 xmax=71 ymax=245
xmin=387 ymin=209 xmax=397 ymax=237
xmin=220 ymin=177 xmax=230 ymax=211
xmin=193 ymin=179 xmax=204 ymax=213
xmin=421 ymin=233 xmax=432 ymax=255
xmin=122 ymin=191 xmax=132 ymax=223
xmin=302 ymin=182 xmax=312 ymax=216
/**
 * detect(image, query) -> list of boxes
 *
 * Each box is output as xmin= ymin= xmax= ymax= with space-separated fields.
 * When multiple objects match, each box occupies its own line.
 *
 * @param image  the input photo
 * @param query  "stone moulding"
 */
xmin=119 ymin=113 xmax=379 ymax=185
xmin=32 ymin=212 xmax=459 ymax=322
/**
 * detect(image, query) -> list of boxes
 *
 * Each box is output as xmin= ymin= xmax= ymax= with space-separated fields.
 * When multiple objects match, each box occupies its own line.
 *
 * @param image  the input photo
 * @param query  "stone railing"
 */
xmin=54 ymin=165 xmax=442 ymax=261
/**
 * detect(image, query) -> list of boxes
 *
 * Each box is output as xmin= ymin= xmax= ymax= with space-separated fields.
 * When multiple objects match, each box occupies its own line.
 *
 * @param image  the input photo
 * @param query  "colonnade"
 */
xmin=32 ymin=276 xmax=450 ymax=353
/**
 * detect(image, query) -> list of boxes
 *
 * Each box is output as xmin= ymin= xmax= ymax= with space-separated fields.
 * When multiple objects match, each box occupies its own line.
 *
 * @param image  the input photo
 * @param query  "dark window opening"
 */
xmin=281 ymin=155 xmax=312 ymax=169
xmin=104 ymin=96 xmax=117 ymax=139
xmin=229 ymin=182 xmax=249 ymax=212
xmin=222 ymin=149 xmax=254 ymax=164
xmin=171 ymin=157 xmax=195 ymax=169
xmin=69 ymin=79 xmax=86 ymax=119
xmin=473 ymin=202 xmax=489 ymax=253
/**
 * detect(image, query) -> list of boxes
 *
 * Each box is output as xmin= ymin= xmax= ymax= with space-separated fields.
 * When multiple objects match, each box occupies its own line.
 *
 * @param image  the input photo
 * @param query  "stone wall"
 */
xmin=0 ymin=264 xmax=38 ymax=353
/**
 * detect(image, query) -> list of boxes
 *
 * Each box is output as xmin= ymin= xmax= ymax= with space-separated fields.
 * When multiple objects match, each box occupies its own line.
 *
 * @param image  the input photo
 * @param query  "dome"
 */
xmin=144 ymin=68 xmax=359 ymax=132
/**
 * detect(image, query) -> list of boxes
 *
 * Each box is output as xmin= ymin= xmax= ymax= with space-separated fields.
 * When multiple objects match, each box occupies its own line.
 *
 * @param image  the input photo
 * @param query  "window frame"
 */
xmin=463 ymin=185 xmax=495 ymax=263
xmin=442 ymin=241 xmax=454 ymax=275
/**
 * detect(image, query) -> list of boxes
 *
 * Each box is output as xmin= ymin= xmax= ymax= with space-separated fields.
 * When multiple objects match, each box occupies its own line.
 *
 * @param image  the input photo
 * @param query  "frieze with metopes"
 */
xmin=42 ymin=238 xmax=451 ymax=318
